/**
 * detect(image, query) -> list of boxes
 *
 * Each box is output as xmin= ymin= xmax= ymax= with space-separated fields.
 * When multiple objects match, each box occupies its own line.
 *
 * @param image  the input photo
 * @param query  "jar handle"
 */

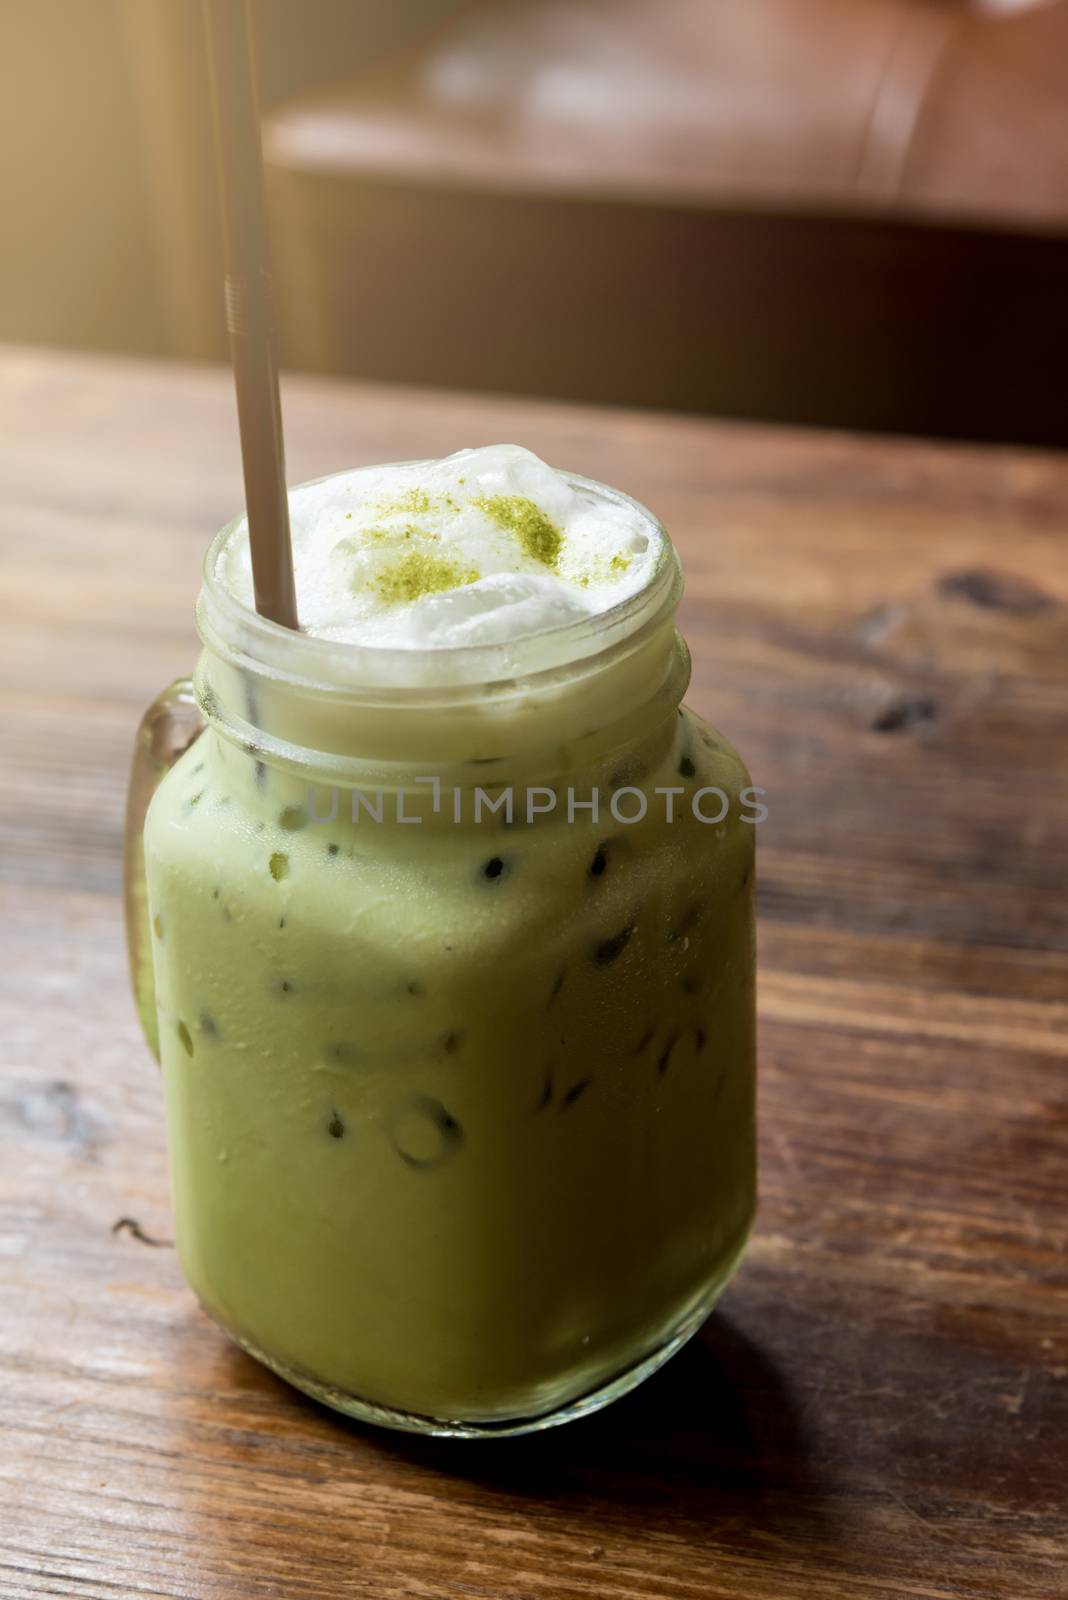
xmin=123 ymin=679 xmax=206 ymax=1062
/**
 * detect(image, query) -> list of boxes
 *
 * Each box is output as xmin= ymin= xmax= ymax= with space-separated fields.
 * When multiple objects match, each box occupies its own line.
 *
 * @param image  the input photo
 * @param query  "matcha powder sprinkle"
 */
xmin=476 ymin=495 xmax=563 ymax=569
xmin=375 ymin=551 xmax=479 ymax=604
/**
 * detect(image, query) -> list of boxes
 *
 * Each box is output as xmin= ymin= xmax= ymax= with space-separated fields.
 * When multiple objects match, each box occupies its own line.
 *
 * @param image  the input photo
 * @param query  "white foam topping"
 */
xmin=216 ymin=445 xmax=661 ymax=648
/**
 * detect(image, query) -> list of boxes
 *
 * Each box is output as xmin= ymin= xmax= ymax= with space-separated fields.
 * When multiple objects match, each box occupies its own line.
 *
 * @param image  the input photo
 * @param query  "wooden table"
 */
xmin=1 ymin=348 xmax=1065 ymax=1600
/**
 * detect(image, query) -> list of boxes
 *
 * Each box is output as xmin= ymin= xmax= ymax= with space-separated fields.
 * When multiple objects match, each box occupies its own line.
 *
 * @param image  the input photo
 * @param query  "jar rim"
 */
xmin=196 ymin=464 xmax=683 ymax=704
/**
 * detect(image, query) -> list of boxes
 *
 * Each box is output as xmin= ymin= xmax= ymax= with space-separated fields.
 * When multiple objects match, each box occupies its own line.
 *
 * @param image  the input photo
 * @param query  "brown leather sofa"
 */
xmin=263 ymin=0 xmax=1068 ymax=443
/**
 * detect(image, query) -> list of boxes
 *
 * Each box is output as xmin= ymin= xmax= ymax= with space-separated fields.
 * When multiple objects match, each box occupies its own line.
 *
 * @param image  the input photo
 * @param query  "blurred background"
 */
xmin=2 ymin=0 xmax=1067 ymax=445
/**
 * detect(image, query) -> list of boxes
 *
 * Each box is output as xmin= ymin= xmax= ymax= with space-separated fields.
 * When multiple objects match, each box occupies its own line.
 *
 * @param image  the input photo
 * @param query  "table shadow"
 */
xmin=225 ymin=1310 xmax=832 ymax=1559
xmin=379 ymin=1314 xmax=821 ymax=1517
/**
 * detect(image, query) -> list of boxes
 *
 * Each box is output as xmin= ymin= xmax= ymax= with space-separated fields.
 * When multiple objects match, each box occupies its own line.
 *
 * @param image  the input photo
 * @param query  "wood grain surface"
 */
xmin=1 ymin=348 xmax=1066 ymax=1600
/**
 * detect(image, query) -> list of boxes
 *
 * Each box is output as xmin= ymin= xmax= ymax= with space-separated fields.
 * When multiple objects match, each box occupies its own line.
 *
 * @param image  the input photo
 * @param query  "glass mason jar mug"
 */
xmin=125 ymin=467 xmax=757 ymax=1437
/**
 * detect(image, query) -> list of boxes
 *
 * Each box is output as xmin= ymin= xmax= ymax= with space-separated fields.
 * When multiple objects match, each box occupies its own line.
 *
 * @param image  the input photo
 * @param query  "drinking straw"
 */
xmin=203 ymin=0 xmax=298 ymax=630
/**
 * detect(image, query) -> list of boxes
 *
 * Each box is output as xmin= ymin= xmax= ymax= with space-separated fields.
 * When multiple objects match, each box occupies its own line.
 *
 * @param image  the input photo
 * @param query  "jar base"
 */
xmin=219 ymin=1238 xmax=749 ymax=1438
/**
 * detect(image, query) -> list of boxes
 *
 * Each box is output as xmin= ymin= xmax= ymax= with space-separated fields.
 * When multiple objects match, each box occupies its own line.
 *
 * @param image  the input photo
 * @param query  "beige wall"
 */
xmin=0 ymin=0 xmax=464 ymax=360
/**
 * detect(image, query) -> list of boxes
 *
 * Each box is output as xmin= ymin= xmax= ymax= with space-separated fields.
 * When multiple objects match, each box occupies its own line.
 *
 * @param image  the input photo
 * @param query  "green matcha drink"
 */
xmin=134 ymin=446 xmax=757 ymax=1434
